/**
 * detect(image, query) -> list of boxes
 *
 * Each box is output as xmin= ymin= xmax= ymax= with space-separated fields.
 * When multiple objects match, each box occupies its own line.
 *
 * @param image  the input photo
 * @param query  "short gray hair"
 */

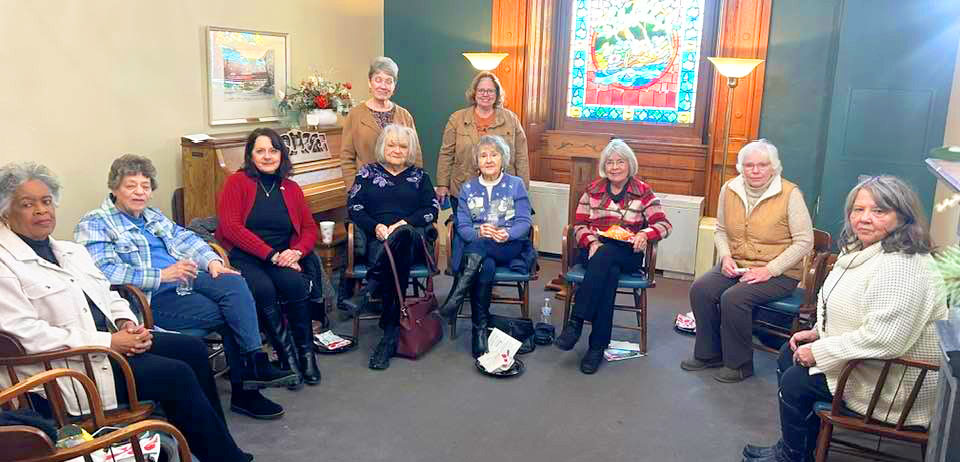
xmin=108 ymin=154 xmax=158 ymax=191
xmin=735 ymin=139 xmax=783 ymax=175
xmin=375 ymin=124 xmax=419 ymax=167
xmin=0 ymin=163 xmax=62 ymax=218
xmin=368 ymin=56 xmax=399 ymax=81
xmin=598 ymin=139 xmax=638 ymax=178
xmin=838 ymin=175 xmax=931 ymax=255
xmin=473 ymin=135 xmax=511 ymax=170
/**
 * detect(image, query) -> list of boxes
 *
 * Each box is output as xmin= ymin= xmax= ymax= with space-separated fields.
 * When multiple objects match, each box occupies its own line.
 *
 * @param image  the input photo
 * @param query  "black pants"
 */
xmin=230 ymin=248 xmax=316 ymax=338
xmin=776 ymin=342 xmax=832 ymax=460
xmin=571 ymin=243 xmax=644 ymax=350
xmin=366 ymin=227 xmax=424 ymax=329
xmin=689 ymin=264 xmax=798 ymax=369
xmin=112 ymin=332 xmax=245 ymax=462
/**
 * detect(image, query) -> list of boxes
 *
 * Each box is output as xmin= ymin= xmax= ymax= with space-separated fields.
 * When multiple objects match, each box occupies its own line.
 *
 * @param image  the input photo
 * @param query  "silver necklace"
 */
xmin=258 ymin=179 xmax=277 ymax=197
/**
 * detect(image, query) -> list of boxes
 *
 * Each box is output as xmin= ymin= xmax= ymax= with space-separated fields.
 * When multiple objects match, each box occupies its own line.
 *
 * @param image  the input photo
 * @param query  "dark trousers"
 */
xmin=689 ymin=264 xmax=798 ymax=369
xmin=230 ymin=248 xmax=314 ymax=336
xmin=776 ymin=342 xmax=832 ymax=460
xmin=112 ymin=332 xmax=245 ymax=462
xmin=463 ymin=239 xmax=523 ymax=285
xmin=151 ymin=272 xmax=262 ymax=389
xmin=366 ymin=227 xmax=424 ymax=329
xmin=571 ymin=243 xmax=644 ymax=349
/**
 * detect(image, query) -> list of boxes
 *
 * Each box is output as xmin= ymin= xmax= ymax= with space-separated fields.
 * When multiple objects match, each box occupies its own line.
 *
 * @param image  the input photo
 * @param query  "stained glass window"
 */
xmin=565 ymin=0 xmax=707 ymax=125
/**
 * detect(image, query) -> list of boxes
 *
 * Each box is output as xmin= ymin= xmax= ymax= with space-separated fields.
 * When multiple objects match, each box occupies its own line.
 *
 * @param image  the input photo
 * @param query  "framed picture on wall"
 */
xmin=207 ymin=26 xmax=289 ymax=125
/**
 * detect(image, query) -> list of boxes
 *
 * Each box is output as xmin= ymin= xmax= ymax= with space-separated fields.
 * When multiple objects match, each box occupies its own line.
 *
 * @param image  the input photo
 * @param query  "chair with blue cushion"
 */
xmin=344 ymin=222 xmax=440 ymax=345
xmin=445 ymin=222 xmax=540 ymax=339
xmin=752 ymin=229 xmax=833 ymax=353
xmin=813 ymin=357 xmax=938 ymax=462
xmin=560 ymin=224 xmax=658 ymax=354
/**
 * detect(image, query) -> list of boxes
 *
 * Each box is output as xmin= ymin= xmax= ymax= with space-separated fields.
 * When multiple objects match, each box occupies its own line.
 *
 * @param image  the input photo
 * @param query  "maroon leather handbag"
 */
xmin=382 ymin=235 xmax=443 ymax=359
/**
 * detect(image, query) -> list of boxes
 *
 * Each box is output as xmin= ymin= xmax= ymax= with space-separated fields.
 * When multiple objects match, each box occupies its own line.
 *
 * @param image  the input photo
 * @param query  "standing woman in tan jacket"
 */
xmin=681 ymin=139 xmax=814 ymax=383
xmin=435 ymin=72 xmax=529 ymax=215
xmin=341 ymin=57 xmax=422 ymax=191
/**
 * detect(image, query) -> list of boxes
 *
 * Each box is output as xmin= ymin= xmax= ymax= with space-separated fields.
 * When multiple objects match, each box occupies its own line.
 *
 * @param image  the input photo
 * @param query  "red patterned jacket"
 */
xmin=573 ymin=177 xmax=672 ymax=249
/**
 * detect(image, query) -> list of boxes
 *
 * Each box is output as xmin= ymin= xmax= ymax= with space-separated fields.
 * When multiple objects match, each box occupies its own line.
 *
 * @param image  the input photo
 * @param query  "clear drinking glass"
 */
xmin=176 ymin=259 xmax=196 ymax=296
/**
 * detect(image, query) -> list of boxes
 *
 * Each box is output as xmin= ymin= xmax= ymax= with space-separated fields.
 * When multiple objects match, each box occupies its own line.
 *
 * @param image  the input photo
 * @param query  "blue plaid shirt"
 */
xmin=74 ymin=196 xmax=221 ymax=300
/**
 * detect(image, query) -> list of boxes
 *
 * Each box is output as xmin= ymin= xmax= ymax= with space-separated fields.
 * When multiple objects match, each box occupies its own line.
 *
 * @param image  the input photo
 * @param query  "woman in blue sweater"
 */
xmin=439 ymin=135 xmax=534 ymax=358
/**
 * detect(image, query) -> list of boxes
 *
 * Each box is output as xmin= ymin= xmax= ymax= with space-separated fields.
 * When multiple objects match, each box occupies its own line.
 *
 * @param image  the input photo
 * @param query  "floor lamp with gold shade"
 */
xmin=707 ymin=57 xmax=764 ymax=187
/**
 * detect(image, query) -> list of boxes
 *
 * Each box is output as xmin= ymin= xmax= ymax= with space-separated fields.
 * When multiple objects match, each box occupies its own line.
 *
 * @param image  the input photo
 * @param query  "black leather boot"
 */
xmin=470 ymin=275 xmax=493 ymax=358
xmin=369 ymin=325 xmax=399 ymax=370
xmin=258 ymin=304 xmax=303 ymax=390
xmin=240 ymin=351 xmax=298 ymax=390
xmin=287 ymin=300 xmax=321 ymax=386
xmin=340 ymin=277 xmax=380 ymax=316
xmin=438 ymin=253 xmax=484 ymax=321
xmin=555 ymin=317 xmax=584 ymax=351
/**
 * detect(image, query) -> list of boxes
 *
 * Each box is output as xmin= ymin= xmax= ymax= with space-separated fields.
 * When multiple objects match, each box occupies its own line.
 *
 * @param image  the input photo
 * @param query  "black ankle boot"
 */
xmin=258 ymin=304 xmax=303 ymax=390
xmin=369 ymin=326 xmax=399 ymax=370
xmin=287 ymin=300 xmax=321 ymax=385
xmin=470 ymin=276 xmax=493 ymax=358
xmin=341 ymin=278 xmax=380 ymax=316
xmin=241 ymin=351 xmax=298 ymax=390
xmin=230 ymin=389 xmax=284 ymax=420
xmin=555 ymin=318 xmax=584 ymax=351
xmin=438 ymin=253 xmax=484 ymax=321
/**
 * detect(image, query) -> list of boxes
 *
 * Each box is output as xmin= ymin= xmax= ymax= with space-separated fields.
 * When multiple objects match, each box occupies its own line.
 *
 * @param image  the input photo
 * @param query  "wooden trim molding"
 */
xmin=491 ymin=0 xmax=528 ymax=120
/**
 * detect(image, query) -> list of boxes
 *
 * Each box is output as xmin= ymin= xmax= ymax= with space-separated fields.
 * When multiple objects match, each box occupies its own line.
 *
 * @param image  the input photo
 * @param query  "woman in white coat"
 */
xmin=0 ymin=163 xmax=251 ymax=462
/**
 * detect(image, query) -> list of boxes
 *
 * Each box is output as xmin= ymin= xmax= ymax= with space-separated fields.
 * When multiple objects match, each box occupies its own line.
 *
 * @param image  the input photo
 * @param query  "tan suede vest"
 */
xmin=723 ymin=179 xmax=802 ymax=280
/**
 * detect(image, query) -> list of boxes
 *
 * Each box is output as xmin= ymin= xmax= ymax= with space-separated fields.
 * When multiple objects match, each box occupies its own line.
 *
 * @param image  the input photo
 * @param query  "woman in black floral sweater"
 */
xmin=343 ymin=124 xmax=439 ymax=370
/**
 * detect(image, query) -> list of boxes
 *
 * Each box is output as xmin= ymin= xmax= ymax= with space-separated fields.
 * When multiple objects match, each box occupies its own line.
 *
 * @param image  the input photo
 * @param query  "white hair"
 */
xmin=368 ymin=56 xmax=399 ymax=81
xmin=735 ymin=139 xmax=783 ymax=174
xmin=598 ymin=139 xmax=639 ymax=178
xmin=474 ymin=135 xmax=511 ymax=169
xmin=0 ymin=163 xmax=61 ymax=218
xmin=375 ymin=124 xmax=420 ymax=167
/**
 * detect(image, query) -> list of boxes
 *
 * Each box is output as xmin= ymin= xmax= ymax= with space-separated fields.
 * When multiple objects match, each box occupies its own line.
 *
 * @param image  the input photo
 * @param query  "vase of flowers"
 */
xmin=277 ymin=71 xmax=354 ymax=128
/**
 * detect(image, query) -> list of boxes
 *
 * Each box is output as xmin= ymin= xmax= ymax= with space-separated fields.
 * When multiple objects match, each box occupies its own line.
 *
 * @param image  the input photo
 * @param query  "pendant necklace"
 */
xmin=259 ymin=179 xmax=276 ymax=197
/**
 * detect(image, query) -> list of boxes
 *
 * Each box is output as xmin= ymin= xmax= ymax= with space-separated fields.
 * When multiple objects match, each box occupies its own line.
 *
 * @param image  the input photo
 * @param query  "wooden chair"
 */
xmin=0 ymin=368 xmax=189 ymax=462
xmin=0 ymin=333 xmax=153 ymax=434
xmin=445 ymin=222 xmax=541 ymax=339
xmin=814 ymin=358 xmax=939 ymax=462
xmin=344 ymin=223 xmax=441 ymax=345
xmin=560 ymin=224 xmax=658 ymax=354
xmin=752 ymin=229 xmax=834 ymax=352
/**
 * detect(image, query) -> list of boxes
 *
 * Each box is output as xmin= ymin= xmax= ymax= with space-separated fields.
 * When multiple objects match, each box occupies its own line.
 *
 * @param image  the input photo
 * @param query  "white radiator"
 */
xmin=529 ymin=181 xmax=570 ymax=254
xmin=656 ymin=193 xmax=705 ymax=280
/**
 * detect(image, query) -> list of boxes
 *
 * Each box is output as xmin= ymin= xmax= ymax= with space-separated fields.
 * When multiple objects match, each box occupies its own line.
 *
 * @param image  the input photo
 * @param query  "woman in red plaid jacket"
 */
xmin=555 ymin=139 xmax=672 ymax=374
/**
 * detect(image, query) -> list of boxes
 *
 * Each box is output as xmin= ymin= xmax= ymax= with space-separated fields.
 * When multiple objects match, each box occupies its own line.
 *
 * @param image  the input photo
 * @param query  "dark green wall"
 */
xmin=757 ymin=0 xmax=842 ymax=211
xmin=384 ymin=0 xmax=492 ymax=178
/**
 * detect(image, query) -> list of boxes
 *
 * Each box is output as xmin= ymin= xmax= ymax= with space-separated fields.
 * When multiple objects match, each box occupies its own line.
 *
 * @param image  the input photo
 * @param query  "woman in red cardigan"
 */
xmin=216 ymin=127 xmax=322 ymax=389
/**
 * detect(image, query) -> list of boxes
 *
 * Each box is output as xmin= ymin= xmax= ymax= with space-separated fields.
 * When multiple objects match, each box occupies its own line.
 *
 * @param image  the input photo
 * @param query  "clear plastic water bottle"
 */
xmin=541 ymin=297 xmax=552 ymax=325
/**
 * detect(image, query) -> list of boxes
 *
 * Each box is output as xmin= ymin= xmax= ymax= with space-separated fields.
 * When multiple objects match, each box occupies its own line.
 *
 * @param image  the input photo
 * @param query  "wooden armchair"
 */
xmin=0 ymin=333 xmax=153 ymax=434
xmin=344 ymin=222 xmax=441 ymax=344
xmin=560 ymin=224 xmax=658 ymax=354
xmin=814 ymin=357 xmax=940 ymax=462
xmin=0 ymin=368 xmax=189 ymax=462
xmin=445 ymin=222 xmax=541 ymax=338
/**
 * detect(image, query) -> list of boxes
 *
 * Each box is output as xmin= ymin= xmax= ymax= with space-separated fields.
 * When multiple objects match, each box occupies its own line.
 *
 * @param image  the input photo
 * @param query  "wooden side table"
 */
xmin=314 ymin=227 xmax=347 ymax=314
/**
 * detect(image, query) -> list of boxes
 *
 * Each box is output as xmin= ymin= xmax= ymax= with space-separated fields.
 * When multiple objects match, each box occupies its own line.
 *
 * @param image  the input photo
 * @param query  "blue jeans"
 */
xmin=151 ymin=272 xmax=262 ymax=387
xmin=463 ymin=239 xmax=524 ymax=285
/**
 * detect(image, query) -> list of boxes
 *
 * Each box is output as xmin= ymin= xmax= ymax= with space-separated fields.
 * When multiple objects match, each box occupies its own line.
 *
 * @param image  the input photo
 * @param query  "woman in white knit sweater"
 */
xmin=743 ymin=176 xmax=947 ymax=462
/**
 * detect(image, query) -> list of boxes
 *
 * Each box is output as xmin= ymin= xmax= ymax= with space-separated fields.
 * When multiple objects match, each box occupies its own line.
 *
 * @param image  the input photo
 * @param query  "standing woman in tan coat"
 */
xmin=341 ymin=57 xmax=422 ymax=191
xmin=435 ymin=72 xmax=529 ymax=215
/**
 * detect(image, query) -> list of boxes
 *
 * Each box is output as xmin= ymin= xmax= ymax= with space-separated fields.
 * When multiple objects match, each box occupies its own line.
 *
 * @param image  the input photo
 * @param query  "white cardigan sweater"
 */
xmin=810 ymin=242 xmax=946 ymax=427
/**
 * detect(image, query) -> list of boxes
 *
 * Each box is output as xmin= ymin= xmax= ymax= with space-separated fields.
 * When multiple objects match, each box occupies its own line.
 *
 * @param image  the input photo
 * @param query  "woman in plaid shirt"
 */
xmin=555 ymin=139 xmax=671 ymax=374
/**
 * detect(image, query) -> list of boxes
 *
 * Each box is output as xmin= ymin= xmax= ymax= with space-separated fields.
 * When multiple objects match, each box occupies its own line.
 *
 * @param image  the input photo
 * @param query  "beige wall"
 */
xmin=0 ymin=0 xmax=383 ymax=239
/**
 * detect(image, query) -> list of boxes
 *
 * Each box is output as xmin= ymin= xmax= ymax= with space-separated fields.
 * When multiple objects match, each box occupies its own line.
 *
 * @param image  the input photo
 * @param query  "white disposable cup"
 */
xmin=320 ymin=221 xmax=336 ymax=244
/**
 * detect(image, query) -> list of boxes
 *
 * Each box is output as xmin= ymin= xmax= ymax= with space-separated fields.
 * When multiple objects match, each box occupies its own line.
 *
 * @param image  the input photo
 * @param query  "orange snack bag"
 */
xmin=598 ymin=224 xmax=634 ymax=241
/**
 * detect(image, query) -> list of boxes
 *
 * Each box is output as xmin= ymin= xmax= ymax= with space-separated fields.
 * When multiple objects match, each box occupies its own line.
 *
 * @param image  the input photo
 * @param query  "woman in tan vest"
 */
xmin=435 ymin=71 xmax=529 ymax=215
xmin=681 ymin=139 xmax=813 ymax=383
xmin=340 ymin=56 xmax=422 ymax=192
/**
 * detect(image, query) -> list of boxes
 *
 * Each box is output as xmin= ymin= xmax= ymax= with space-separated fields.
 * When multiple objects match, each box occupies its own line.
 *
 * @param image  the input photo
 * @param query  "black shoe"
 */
xmin=438 ymin=253 xmax=484 ymax=321
xmin=258 ymin=304 xmax=303 ymax=391
xmin=241 ymin=352 xmax=298 ymax=390
xmin=714 ymin=364 xmax=754 ymax=383
xmin=230 ymin=390 xmax=284 ymax=420
xmin=554 ymin=318 xmax=584 ymax=351
xmin=341 ymin=278 xmax=380 ymax=316
xmin=580 ymin=348 xmax=604 ymax=374
xmin=680 ymin=357 xmax=723 ymax=371
xmin=369 ymin=329 xmax=398 ymax=370
xmin=288 ymin=300 xmax=321 ymax=386
xmin=243 ymin=452 xmax=255 ymax=462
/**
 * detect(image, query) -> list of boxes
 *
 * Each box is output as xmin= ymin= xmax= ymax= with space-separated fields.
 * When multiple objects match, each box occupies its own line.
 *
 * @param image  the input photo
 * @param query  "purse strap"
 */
xmin=380 ymin=230 xmax=435 ymax=312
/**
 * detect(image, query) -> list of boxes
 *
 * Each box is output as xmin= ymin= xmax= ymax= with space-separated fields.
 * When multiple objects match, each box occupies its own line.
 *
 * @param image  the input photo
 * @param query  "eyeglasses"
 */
xmin=604 ymin=159 xmax=627 ymax=168
xmin=476 ymin=88 xmax=497 ymax=95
